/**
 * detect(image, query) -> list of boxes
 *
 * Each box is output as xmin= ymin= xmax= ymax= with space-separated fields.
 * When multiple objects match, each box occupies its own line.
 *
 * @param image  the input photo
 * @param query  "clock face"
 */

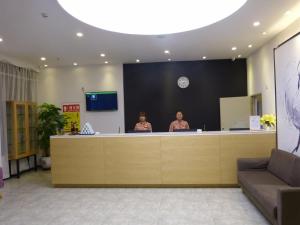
xmin=177 ymin=76 xmax=189 ymax=88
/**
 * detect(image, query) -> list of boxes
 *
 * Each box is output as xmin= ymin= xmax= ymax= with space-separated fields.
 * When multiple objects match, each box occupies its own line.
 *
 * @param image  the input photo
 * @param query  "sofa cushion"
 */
xmin=239 ymin=171 xmax=289 ymax=219
xmin=267 ymin=149 xmax=295 ymax=185
xmin=238 ymin=171 xmax=287 ymax=188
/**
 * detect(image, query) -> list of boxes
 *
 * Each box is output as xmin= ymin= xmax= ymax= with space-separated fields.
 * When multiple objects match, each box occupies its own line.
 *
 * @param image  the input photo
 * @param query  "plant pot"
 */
xmin=40 ymin=157 xmax=51 ymax=170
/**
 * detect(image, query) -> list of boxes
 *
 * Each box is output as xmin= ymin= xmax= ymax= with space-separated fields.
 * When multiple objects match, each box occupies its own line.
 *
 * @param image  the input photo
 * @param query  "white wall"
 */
xmin=37 ymin=64 xmax=125 ymax=133
xmin=247 ymin=18 xmax=300 ymax=114
xmin=0 ymin=53 xmax=39 ymax=71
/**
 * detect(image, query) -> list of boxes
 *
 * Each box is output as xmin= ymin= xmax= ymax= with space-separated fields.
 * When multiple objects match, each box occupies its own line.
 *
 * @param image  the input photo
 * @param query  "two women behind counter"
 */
xmin=134 ymin=111 xmax=190 ymax=132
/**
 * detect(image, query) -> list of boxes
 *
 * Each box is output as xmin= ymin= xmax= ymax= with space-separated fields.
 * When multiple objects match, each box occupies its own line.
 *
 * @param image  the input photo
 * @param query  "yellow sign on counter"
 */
xmin=62 ymin=103 xmax=80 ymax=132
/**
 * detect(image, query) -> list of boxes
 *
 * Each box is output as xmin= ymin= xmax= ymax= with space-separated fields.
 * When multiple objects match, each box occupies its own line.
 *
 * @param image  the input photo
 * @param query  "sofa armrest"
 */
xmin=237 ymin=158 xmax=269 ymax=171
xmin=278 ymin=188 xmax=300 ymax=225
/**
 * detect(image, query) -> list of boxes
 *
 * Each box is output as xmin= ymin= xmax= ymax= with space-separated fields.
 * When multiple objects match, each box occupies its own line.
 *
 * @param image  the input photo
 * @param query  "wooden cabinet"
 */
xmin=6 ymin=101 xmax=38 ymax=177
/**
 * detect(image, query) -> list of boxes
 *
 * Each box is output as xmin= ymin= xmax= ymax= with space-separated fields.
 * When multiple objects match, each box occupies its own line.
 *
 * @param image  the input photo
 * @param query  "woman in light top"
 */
xmin=169 ymin=111 xmax=190 ymax=132
xmin=134 ymin=112 xmax=152 ymax=132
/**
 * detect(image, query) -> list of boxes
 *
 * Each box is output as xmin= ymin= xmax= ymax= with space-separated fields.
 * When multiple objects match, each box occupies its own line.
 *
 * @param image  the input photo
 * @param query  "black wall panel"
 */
xmin=123 ymin=59 xmax=247 ymax=132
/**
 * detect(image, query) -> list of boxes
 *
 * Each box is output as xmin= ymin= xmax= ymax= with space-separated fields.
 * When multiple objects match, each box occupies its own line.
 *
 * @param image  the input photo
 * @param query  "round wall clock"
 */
xmin=177 ymin=76 xmax=190 ymax=88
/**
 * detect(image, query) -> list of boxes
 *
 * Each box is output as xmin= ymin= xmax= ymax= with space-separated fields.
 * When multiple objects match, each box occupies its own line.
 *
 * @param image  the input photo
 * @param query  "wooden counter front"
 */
xmin=50 ymin=131 xmax=275 ymax=187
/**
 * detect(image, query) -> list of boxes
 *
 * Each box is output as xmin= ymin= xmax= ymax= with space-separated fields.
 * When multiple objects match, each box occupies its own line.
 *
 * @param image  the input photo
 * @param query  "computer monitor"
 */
xmin=229 ymin=128 xmax=250 ymax=131
xmin=173 ymin=129 xmax=197 ymax=132
xmin=127 ymin=130 xmax=151 ymax=133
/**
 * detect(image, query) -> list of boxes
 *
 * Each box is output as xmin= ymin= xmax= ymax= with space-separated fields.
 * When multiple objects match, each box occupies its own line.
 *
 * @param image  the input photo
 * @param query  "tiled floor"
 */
xmin=0 ymin=171 xmax=270 ymax=225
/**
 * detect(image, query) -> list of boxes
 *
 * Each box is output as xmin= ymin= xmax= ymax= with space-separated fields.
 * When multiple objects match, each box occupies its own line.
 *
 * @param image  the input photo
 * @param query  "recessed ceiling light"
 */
xmin=40 ymin=57 xmax=46 ymax=61
xmin=248 ymin=44 xmax=252 ymax=48
xmin=285 ymin=10 xmax=292 ymax=16
xmin=0 ymin=38 xmax=3 ymax=42
xmin=104 ymin=61 xmax=108 ymax=64
xmin=44 ymin=64 xmax=48 ymax=68
xmin=232 ymin=46 xmax=237 ymax=51
xmin=57 ymin=0 xmax=248 ymax=35
xmin=253 ymin=21 xmax=260 ymax=27
xmin=100 ymin=53 xmax=106 ymax=57
xmin=73 ymin=62 xmax=78 ymax=66
xmin=76 ymin=32 xmax=84 ymax=37
xmin=168 ymin=58 xmax=172 ymax=61
xmin=262 ymin=31 xmax=267 ymax=35
xmin=202 ymin=56 xmax=207 ymax=59
xmin=136 ymin=59 xmax=140 ymax=63
xmin=164 ymin=50 xmax=170 ymax=54
xmin=238 ymin=54 xmax=242 ymax=58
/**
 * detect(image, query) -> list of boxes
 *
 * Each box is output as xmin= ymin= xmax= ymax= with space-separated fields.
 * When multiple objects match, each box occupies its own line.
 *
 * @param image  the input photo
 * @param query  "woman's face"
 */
xmin=176 ymin=112 xmax=183 ymax=120
xmin=139 ymin=116 xmax=146 ymax=122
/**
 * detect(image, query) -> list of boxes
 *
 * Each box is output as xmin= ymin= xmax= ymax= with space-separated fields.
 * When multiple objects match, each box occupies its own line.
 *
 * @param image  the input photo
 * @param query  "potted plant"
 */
xmin=37 ymin=103 xmax=67 ymax=169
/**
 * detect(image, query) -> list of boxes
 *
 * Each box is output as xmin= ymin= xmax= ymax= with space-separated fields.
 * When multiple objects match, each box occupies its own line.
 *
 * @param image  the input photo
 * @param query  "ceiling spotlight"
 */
xmin=238 ymin=54 xmax=242 ymax=58
xmin=76 ymin=32 xmax=84 ymax=37
xmin=73 ymin=62 xmax=78 ymax=66
xmin=168 ymin=58 xmax=172 ymax=61
xmin=100 ymin=53 xmax=106 ymax=57
xmin=104 ymin=61 xmax=108 ymax=64
xmin=44 ymin=64 xmax=48 ymax=68
xmin=0 ymin=38 xmax=3 ymax=42
xmin=136 ymin=59 xmax=140 ymax=63
xmin=57 ymin=0 xmax=248 ymax=35
xmin=253 ymin=21 xmax=260 ymax=27
xmin=285 ymin=10 xmax=292 ymax=16
xmin=202 ymin=56 xmax=207 ymax=59
xmin=164 ymin=50 xmax=170 ymax=54
xmin=40 ymin=57 xmax=46 ymax=61
xmin=248 ymin=44 xmax=252 ymax=48
xmin=232 ymin=46 xmax=237 ymax=51
xmin=262 ymin=31 xmax=267 ymax=35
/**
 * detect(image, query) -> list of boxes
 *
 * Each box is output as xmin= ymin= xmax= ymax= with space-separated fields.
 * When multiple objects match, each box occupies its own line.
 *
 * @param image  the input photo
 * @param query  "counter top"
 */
xmin=51 ymin=130 xmax=276 ymax=139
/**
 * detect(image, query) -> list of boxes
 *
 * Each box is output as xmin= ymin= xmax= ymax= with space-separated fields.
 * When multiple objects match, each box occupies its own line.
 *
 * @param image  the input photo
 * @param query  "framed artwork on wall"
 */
xmin=274 ymin=32 xmax=300 ymax=156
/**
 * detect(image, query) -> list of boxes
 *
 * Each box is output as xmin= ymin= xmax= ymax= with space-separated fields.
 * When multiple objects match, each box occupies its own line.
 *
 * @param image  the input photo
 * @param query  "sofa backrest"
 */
xmin=291 ymin=156 xmax=300 ymax=187
xmin=267 ymin=149 xmax=300 ymax=187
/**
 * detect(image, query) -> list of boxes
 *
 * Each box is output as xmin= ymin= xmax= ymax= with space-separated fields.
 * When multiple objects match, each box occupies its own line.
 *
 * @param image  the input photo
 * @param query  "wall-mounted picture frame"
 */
xmin=274 ymin=32 xmax=300 ymax=156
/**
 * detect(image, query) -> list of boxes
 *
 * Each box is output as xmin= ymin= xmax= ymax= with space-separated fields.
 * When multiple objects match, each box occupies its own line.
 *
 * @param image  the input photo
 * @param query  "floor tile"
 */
xmin=0 ymin=171 xmax=271 ymax=225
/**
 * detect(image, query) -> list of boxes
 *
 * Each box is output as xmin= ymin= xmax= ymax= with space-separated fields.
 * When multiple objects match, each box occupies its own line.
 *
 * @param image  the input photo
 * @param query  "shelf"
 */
xmin=7 ymin=101 xmax=38 ymax=160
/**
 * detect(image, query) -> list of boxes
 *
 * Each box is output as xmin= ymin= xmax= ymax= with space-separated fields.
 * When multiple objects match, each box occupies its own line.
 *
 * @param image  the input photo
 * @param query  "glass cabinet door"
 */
xmin=28 ymin=104 xmax=38 ymax=153
xmin=16 ymin=104 xmax=26 ymax=155
xmin=6 ymin=102 xmax=14 ymax=157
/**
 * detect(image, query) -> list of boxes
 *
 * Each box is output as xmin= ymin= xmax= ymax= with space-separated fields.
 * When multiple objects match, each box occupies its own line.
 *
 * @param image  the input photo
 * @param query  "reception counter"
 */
xmin=50 ymin=130 xmax=276 ymax=187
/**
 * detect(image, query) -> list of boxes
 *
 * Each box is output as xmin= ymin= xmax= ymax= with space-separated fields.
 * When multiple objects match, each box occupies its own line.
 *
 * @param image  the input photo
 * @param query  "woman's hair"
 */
xmin=139 ymin=112 xmax=146 ymax=117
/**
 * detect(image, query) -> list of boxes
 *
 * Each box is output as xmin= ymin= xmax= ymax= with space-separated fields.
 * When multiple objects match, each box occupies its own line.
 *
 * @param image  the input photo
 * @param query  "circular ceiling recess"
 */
xmin=57 ymin=0 xmax=248 ymax=35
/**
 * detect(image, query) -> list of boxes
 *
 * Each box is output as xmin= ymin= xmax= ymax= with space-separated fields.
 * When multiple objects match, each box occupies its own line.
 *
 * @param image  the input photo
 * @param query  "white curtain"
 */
xmin=0 ymin=61 xmax=37 ymax=178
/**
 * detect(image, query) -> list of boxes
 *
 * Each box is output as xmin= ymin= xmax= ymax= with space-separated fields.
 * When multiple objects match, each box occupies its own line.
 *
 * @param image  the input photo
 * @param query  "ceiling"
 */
xmin=0 ymin=0 xmax=300 ymax=69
